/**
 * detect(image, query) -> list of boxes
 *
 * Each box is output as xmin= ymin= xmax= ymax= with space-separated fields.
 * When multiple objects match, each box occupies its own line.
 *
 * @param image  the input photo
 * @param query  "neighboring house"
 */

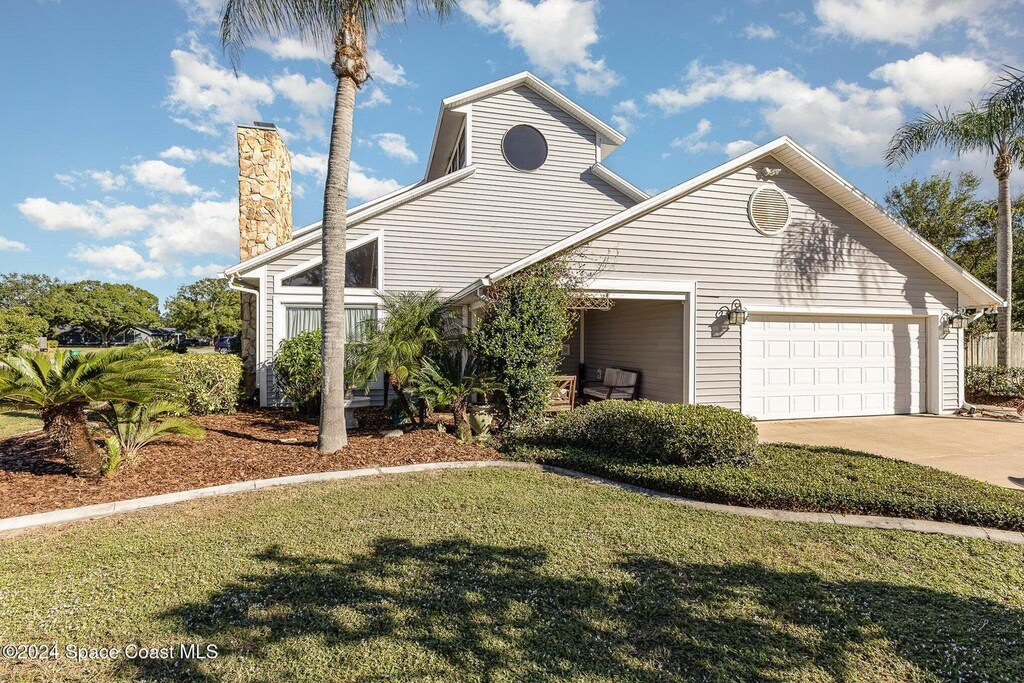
xmin=55 ymin=326 xmax=169 ymax=347
xmin=224 ymin=72 xmax=1002 ymax=421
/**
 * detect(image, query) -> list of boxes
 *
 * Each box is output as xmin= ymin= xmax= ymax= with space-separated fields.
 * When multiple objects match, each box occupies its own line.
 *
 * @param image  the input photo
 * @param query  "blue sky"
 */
xmin=1 ymin=0 xmax=1021 ymax=303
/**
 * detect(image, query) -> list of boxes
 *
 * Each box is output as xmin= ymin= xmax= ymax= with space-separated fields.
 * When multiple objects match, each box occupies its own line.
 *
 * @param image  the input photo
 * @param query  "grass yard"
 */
xmin=514 ymin=443 xmax=1024 ymax=531
xmin=1 ymin=468 xmax=1023 ymax=681
xmin=0 ymin=411 xmax=41 ymax=439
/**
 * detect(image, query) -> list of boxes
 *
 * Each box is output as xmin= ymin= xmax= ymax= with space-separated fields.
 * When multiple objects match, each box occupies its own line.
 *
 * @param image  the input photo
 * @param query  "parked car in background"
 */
xmin=215 ymin=335 xmax=241 ymax=354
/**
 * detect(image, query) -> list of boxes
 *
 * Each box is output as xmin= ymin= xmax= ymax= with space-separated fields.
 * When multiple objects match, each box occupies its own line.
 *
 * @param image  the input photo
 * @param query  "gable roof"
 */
xmin=453 ymin=136 xmax=1003 ymax=308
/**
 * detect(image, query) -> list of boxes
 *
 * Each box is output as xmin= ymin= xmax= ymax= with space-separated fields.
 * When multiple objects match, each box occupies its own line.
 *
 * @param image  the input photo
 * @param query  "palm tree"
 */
xmin=349 ymin=290 xmax=454 ymax=425
xmin=92 ymin=400 xmax=205 ymax=476
xmin=886 ymin=91 xmax=1024 ymax=366
xmin=0 ymin=347 xmax=176 ymax=476
xmin=416 ymin=352 xmax=502 ymax=440
xmin=221 ymin=0 xmax=458 ymax=454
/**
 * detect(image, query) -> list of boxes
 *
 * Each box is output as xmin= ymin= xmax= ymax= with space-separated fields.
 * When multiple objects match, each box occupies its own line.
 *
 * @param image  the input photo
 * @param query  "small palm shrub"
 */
xmin=511 ymin=400 xmax=759 ymax=467
xmin=92 ymin=401 xmax=205 ymax=476
xmin=966 ymin=366 xmax=1024 ymax=398
xmin=168 ymin=354 xmax=242 ymax=415
xmin=274 ymin=329 xmax=324 ymax=416
xmin=0 ymin=346 xmax=176 ymax=476
xmin=416 ymin=352 xmax=503 ymax=440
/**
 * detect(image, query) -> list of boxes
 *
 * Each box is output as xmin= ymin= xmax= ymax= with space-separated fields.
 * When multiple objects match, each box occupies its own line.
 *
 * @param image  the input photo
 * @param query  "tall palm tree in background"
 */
xmin=221 ymin=0 xmax=457 ymax=453
xmin=886 ymin=82 xmax=1024 ymax=366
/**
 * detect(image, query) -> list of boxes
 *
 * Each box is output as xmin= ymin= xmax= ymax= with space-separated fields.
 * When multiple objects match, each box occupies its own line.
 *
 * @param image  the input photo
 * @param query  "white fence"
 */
xmin=966 ymin=332 xmax=1024 ymax=367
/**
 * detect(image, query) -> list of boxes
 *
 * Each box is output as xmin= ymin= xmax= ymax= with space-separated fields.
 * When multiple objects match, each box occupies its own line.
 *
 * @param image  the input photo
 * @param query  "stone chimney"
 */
xmin=237 ymin=122 xmax=293 ymax=399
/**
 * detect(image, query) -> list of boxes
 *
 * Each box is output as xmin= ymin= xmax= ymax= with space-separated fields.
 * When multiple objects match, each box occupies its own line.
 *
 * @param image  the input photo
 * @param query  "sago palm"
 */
xmin=886 ymin=91 xmax=1024 ymax=365
xmin=349 ymin=289 xmax=454 ymax=425
xmin=221 ymin=0 xmax=458 ymax=454
xmin=0 ymin=347 xmax=176 ymax=476
xmin=416 ymin=352 xmax=502 ymax=440
xmin=92 ymin=400 xmax=205 ymax=476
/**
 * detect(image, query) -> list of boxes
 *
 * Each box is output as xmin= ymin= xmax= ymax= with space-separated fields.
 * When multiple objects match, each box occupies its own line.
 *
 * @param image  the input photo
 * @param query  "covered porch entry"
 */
xmin=557 ymin=280 xmax=694 ymax=404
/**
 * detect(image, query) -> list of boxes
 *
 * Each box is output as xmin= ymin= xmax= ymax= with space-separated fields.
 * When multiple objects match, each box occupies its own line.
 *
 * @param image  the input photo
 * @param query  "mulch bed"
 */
xmin=0 ymin=408 xmax=500 ymax=519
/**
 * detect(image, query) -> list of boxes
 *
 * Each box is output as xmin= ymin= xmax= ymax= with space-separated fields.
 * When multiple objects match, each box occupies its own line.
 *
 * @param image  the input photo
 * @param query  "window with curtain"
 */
xmin=285 ymin=306 xmax=376 ymax=342
xmin=281 ymin=239 xmax=378 ymax=288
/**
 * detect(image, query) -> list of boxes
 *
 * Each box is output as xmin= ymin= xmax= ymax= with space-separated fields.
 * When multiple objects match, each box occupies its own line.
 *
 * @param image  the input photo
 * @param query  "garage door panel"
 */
xmin=745 ymin=315 xmax=926 ymax=420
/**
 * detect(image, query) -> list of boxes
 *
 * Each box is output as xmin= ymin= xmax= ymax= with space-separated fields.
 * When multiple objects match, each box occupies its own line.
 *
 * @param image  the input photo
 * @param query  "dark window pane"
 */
xmin=282 ymin=239 xmax=378 ymax=288
xmin=502 ymin=125 xmax=547 ymax=171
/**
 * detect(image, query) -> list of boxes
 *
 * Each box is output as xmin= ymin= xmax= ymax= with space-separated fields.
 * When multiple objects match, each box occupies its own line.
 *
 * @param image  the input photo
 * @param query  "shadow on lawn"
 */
xmin=128 ymin=539 xmax=1024 ymax=681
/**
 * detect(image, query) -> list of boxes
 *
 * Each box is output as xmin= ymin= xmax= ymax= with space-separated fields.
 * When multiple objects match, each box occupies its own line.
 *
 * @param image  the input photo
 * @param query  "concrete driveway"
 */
xmin=757 ymin=415 xmax=1024 ymax=490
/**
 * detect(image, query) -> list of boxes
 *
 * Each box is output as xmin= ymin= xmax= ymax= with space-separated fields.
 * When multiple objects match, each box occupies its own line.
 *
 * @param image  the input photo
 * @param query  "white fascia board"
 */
xmin=225 ymin=165 xmax=477 ymax=277
xmin=591 ymin=164 xmax=649 ymax=203
xmin=443 ymin=72 xmax=626 ymax=149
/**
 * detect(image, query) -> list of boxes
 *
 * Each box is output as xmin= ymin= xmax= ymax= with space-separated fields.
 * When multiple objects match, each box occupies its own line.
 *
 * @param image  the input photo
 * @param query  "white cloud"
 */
xmin=160 ymin=145 xmax=199 ymax=162
xmin=724 ymin=139 xmax=758 ymax=158
xmin=611 ymin=99 xmax=642 ymax=134
xmin=743 ymin=24 xmax=777 ymax=40
xmin=358 ymin=87 xmax=392 ymax=109
xmin=647 ymin=61 xmax=906 ymax=165
xmin=54 ymin=170 xmax=127 ymax=192
xmin=190 ymin=263 xmax=229 ymax=278
xmin=366 ymin=49 xmax=408 ymax=86
xmin=374 ymin=133 xmax=418 ymax=164
xmin=178 ymin=0 xmax=223 ymax=24
xmin=71 ymin=243 xmax=167 ymax=279
xmin=0 ymin=235 xmax=27 ymax=252
xmin=166 ymin=38 xmax=275 ymax=135
xmin=255 ymin=36 xmax=329 ymax=61
xmin=349 ymin=161 xmax=403 ymax=202
xmin=813 ymin=0 xmax=1005 ymax=46
xmin=18 ymin=197 xmax=151 ymax=238
xmin=290 ymin=151 xmax=328 ymax=180
xmin=273 ymin=72 xmax=334 ymax=114
xmin=869 ymin=52 xmax=994 ymax=108
xmin=143 ymin=199 xmax=239 ymax=264
xmin=131 ymin=160 xmax=201 ymax=195
xmin=671 ymin=118 xmax=713 ymax=153
xmin=462 ymin=0 xmax=620 ymax=94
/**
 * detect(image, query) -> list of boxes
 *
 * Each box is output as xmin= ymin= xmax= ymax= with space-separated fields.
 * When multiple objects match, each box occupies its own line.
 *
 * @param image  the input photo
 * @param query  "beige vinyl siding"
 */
xmin=260 ymin=85 xmax=635 ymax=404
xmin=588 ymin=157 xmax=960 ymax=411
xmin=581 ymin=300 xmax=686 ymax=403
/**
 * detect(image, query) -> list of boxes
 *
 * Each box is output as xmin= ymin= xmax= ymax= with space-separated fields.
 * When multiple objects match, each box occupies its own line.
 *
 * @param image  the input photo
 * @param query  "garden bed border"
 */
xmin=2 ymin=461 xmax=1023 ymax=544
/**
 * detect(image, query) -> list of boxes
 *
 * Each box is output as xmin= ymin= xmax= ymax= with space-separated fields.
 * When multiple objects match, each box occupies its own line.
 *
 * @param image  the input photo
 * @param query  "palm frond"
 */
xmin=884 ymin=107 xmax=995 ymax=168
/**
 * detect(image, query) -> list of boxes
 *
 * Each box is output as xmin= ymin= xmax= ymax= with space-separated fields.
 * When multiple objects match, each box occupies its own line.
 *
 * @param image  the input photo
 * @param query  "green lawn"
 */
xmin=1 ymin=468 xmax=1022 ymax=681
xmin=0 ymin=410 xmax=41 ymax=439
xmin=513 ymin=443 xmax=1024 ymax=531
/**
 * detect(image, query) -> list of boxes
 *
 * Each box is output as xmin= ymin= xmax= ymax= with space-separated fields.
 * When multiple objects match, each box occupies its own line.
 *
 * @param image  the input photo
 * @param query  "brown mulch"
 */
xmin=966 ymin=393 xmax=1024 ymax=410
xmin=0 ymin=408 xmax=500 ymax=519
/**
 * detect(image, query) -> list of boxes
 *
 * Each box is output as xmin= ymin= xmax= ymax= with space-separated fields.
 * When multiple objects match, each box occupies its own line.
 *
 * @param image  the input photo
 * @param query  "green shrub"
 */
xmin=274 ymin=330 xmax=322 ymax=416
xmin=512 ymin=400 xmax=759 ymax=467
xmin=965 ymin=366 xmax=1024 ymax=398
xmin=168 ymin=353 xmax=242 ymax=415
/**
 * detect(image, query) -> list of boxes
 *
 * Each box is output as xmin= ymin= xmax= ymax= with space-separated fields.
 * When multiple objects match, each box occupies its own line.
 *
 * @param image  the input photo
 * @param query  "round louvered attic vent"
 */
xmin=747 ymin=186 xmax=791 ymax=235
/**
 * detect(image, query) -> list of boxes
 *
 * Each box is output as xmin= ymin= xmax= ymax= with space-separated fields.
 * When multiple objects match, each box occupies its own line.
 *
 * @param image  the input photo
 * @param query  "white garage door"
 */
xmin=743 ymin=315 xmax=927 ymax=420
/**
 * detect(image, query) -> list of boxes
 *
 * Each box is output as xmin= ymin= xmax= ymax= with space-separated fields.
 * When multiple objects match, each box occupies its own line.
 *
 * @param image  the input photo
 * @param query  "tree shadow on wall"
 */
xmin=127 ymin=538 xmax=1024 ymax=681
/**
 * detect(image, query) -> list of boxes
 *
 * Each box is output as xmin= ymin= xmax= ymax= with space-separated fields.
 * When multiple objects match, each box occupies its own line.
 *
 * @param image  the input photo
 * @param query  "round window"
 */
xmin=502 ymin=125 xmax=548 ymax=171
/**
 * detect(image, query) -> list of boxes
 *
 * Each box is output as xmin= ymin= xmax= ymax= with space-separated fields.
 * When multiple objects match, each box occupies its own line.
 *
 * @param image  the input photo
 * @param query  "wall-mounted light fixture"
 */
xmin=719 ymin=299 xmax=748 ymax=326
xmin=942 ymin=309 xmax=966 ymax=330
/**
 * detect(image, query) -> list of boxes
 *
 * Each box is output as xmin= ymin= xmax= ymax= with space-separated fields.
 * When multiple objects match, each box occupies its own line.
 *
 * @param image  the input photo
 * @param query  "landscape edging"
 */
xmin=1 ymin=460 xmax=1022 ymax=545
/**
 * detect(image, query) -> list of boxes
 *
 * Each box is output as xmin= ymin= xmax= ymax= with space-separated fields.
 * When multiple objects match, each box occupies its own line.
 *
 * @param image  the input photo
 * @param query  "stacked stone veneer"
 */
xmin=237 ymin=123 xmax=293 ymax=398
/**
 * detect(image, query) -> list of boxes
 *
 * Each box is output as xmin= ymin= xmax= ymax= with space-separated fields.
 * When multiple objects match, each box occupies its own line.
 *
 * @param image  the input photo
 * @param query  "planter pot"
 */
xmin=468 ymin=405 xmax=494 ymax=437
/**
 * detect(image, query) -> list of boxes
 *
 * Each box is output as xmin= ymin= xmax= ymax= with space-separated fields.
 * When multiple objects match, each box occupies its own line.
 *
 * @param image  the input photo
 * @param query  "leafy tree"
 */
xmin=886 ymin=83 xmax=1024 ymax=365
xmin=0 ymin=306 xmax=47 ymax=354
xmin=0 ymin=347 xmax=176 ymax=477
xmin=37 ymin=280 xmax=161 ymax=346
xmin=884 ymin=172 xmax=981 ymax=254
xmin=221 ymin=0 xmax=458 ymax=454
xmin=165 ymin=278 xmax=241 ymax=338
xmin=350 ymin=290 xmax=454 ymax=426
xmin=0 ymin=273 xmax=59 ymax=311
xmin=471 ymin=260 xmax=577 ymax=425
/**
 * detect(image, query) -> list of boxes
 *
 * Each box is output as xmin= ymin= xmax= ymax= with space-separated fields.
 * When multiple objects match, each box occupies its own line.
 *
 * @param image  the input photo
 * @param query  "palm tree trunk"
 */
xmin=995 ymin=154 xmax=1014 ymax=366
xmin=42 ymin=404 xmax=103 ymax=477
xmin=388 ymin=373 xmax=419 ymax=425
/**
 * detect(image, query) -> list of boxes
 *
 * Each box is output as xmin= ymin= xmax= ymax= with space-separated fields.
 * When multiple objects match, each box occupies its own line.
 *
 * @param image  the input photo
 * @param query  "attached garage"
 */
xmin=743 ymin=315 xmax=927 ymax=420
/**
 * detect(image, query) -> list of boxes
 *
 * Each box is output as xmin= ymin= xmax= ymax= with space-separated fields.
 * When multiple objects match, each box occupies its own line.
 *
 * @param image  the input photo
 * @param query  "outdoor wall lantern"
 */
xmin=720 ymin=299 xmax=749 ymax=326
xmin=943 ymin=309 xmax=966 ymax=330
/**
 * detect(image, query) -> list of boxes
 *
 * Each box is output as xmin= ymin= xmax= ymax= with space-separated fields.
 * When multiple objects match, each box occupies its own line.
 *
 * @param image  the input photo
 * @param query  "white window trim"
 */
xmin=274 ymin=230 xmax=383 ymax=295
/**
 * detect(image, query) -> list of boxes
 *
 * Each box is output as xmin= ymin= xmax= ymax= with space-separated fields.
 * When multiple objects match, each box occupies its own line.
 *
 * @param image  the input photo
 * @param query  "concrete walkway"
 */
xmin=757 ymin=414 xmax=1024 ymax=490
xmin=1 ymin=461 xmax=1021 ymax=544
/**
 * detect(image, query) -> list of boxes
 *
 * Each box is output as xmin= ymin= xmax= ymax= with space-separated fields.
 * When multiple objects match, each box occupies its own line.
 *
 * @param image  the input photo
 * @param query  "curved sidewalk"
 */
xmin=1 ymin=461 xmax=1022 ymax=545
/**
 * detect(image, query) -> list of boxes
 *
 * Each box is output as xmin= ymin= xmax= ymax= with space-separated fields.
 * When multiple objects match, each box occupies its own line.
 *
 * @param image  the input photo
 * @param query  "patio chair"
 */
xmin=545 ymin=375 xmax=577 ymax=413
xmin=582 ymin=368 xmax=641 ymax=401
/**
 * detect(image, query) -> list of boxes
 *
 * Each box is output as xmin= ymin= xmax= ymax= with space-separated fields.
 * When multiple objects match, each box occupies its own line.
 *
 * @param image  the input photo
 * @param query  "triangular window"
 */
xmin=282 ymin=239 xmax=378 ymax=288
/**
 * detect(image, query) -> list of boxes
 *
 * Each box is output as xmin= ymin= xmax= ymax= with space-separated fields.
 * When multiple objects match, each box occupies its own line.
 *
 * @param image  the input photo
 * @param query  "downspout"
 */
xmin=226 ymin=273 xmax=259 ymax=295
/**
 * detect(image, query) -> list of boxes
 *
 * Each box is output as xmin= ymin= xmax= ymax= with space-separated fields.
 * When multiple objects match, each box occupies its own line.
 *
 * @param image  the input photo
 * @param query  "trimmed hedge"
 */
xmin=511 ymin=400 xmax=759 ymax=467
xmin=512 ymin=442 xmax=1024 ymax=531
xmin=168 ymin=353 xmax=242 ymax=415
xmin=966 ymin=366 xmax=1024 ymax=398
